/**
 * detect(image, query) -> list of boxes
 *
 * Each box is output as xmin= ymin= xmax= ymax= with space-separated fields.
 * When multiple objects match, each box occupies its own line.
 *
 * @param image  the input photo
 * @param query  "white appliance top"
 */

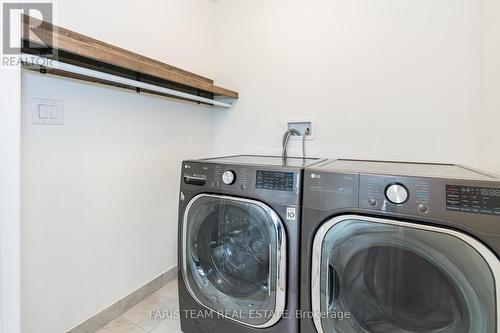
xmin=200 ymin=155 xmax=324 ymax=168
xmin=313 ymin=159 xmax=499 ymax=181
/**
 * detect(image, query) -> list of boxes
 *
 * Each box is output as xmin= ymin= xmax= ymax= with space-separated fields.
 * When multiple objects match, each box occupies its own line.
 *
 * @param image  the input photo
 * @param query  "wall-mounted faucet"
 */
xmin=282 ymin=128 xmax=302 ymax=161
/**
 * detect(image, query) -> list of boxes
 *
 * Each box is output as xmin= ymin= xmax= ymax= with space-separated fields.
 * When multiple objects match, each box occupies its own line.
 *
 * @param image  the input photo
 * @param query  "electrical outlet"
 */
xmin=32 ymin=98 xmax=64 ymax=125
xmin=287 ymin=120 xmax=314 ymax=139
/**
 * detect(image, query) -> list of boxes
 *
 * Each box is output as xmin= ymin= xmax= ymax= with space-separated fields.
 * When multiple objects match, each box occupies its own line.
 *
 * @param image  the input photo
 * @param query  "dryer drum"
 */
xmin=340 ymin=245 xmax=469 ymax=332
xmin=313 ymin=217 xmax=496 ymax=333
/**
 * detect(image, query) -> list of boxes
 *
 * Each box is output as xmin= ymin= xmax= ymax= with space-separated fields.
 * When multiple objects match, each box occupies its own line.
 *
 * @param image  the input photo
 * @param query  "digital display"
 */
xmin=446 ymin=185 xmax=500 ymax=216
xmin=256 ymin=170 xmax=294 ymax=191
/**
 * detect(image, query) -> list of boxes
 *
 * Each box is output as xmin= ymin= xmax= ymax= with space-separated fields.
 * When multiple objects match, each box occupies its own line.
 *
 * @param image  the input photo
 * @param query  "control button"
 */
xmin=386 ymin=183 xmax=409 ymax=204
xmin=418 ymin=203 xmax=429 ymax=214
xmin=368 ymin=198 xmax=377 ymax=207
xmin=241 ymin=184 xmax=246 ymax=190
xmin=222 ymin=170 xmax=236 ymax=185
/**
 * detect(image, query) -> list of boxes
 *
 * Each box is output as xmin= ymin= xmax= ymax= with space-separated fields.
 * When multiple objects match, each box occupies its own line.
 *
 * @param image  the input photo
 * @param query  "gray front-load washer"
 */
xmin=301 ymin=159 xmax=500 ymax=333
xmin=178 ymin=155 xmax=324 ymax=333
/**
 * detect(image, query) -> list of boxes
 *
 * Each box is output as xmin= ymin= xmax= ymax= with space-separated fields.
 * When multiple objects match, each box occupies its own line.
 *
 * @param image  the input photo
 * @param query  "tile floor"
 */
xmin=96 ymin=279 xmax=182 ymax=333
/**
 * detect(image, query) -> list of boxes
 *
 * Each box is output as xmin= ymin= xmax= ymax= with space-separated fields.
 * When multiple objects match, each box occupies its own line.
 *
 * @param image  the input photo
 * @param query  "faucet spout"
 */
xmin=282 ymin=128 xmax=301 ymax=162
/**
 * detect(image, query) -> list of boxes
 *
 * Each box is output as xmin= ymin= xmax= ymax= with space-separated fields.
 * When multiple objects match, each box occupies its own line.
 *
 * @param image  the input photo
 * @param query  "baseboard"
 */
xmin=67 ymin=266 xmax=178 ymax=333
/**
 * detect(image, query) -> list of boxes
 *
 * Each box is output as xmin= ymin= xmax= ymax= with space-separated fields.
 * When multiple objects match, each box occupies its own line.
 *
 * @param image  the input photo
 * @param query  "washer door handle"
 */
xmin=327 ymin=264 xmax=339 ymax=310
xmin=268 ymin=244 xmax=272 ymax=296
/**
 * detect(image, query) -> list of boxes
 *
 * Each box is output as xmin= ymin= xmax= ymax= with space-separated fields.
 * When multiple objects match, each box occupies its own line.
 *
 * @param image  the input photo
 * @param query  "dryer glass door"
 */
xmin=182 ymin=194 xmax=286 ymax=328
xmin=311 ymin=215 xmax=498 ymax=333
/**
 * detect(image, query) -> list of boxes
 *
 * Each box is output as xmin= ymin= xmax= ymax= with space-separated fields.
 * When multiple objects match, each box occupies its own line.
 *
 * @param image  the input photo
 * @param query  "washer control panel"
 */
xmin=181 ymin=161 xmax=300 ymax=205
xmin=256 ymin=170 xmax=294 ymax=192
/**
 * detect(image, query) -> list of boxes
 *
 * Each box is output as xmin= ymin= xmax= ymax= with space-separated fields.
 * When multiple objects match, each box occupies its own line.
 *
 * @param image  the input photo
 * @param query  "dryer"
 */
xmin=178 ymin=155 xmax=324 ymax=333
xmin=301 ymin=159 xmax=500 ymax=333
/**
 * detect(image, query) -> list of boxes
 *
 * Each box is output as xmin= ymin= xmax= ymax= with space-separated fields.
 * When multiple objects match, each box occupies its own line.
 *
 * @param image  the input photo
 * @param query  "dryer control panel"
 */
xmin=446 ymin=185 xmax=500 ymax=216
xmin=359 ymin=175 xmax=432 ymax=216
xmin=356 ymin=174 xmax=500 ymax=235
xmin=359 ymin=176 xmax=500 ymax=218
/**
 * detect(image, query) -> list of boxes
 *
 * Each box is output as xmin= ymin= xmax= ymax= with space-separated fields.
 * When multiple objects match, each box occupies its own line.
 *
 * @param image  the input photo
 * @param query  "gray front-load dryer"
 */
xmin=178 ymin=155 xmax=324 ymax=333
xmin=300 ymin=159 xmax=500 ymax=333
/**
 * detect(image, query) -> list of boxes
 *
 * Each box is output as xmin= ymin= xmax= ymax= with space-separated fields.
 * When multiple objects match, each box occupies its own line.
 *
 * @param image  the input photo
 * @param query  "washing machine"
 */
xmin=178 ymin=155 xmax=324 ymax=333
xmin=300 ymin=159 xmax=500 ymax=333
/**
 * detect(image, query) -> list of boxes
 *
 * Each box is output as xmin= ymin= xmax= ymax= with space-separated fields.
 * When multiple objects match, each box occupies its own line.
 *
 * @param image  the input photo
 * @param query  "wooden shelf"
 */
xmin=21 ymin=15 xmax=238 ymax=102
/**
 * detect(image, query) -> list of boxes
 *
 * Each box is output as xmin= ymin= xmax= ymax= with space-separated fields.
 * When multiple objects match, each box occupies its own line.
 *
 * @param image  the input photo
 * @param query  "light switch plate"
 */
xmin=32 ymin=98 xmax=64 ymax=125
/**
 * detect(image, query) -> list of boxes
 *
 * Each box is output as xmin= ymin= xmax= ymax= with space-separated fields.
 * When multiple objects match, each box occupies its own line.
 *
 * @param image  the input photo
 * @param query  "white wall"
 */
xmin=1 ymin=61 xmax=22 ymax=333
xmin=21 ymin=1 xmax=215 ymax=332
xmin=212 ymin=0 xmax=482 ymax=166
xmin=54 ymin=0 xmax=215 ymax=79
xmin=480 ymin=0 xmax=500 ymax=174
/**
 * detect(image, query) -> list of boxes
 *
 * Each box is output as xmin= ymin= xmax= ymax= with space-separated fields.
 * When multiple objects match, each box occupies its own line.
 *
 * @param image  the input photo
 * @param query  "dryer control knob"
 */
xmin=386 ymin=183 xmax=409 ymax=204
xmin=222 ymin=170 xmax=236 ymax=185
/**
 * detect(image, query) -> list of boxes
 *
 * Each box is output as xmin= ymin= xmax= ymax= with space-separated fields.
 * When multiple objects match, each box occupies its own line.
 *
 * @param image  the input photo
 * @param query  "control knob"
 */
xmin=222 ymin=170 xmax=236 ymax=185
xmin=385 ymin=183 xmax=409 ymax=204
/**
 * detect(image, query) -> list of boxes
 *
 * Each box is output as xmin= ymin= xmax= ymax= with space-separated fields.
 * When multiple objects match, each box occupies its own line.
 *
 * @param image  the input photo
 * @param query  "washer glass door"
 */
xmin=182 ymin=194 xmax=286 ymax=328
xmin=311 ymin=215 xmax=498 ymax=333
